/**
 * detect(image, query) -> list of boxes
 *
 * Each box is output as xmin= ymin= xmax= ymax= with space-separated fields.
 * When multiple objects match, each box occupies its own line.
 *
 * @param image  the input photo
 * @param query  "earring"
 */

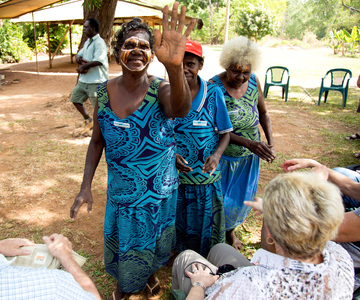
xmin=266 ymin=237 xmax=275 ymax=245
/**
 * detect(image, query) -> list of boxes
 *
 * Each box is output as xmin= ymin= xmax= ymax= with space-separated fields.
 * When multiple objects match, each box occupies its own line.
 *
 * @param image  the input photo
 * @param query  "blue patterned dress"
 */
xmin=174 ymin=77 xmax=233 ymax=256
xmin=211 ymin=73 xmax=260 ymax=231
xmin=97 ymin=77 xmax=179 ymax=293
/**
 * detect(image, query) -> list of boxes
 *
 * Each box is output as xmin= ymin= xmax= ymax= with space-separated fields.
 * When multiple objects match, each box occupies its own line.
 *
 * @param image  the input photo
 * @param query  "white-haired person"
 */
xmin=209 ymin=36 xmax=275 ymax=250
xmin=171 ymin=172 xmax=354 ymax=299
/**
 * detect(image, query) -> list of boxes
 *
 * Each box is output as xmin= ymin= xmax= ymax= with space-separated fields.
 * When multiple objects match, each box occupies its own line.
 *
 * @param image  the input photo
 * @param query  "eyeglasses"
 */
xmin=121 ymin=37 xmax=151 ymax=51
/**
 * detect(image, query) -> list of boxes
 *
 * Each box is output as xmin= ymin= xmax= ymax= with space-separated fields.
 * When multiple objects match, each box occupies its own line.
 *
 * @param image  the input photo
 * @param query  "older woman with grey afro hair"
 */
xmin=209 ymin=36 xmax=275 ymax=250
xmin=171 ymin=172 xmax=354 ymax=299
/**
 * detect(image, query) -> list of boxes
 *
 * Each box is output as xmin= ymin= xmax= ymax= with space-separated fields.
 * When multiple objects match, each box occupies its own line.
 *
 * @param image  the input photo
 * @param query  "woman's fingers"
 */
xmin=170 ymin=2 xmax=179 ymax=31
xmin=176 ymin=5 xmax=186 ymax=33
xmin=162 ymin=5 xmax=169 ymax=31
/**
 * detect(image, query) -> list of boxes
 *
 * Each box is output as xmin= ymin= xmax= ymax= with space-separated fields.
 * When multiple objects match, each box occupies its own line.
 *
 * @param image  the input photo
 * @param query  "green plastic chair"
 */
xmin=264 ymin=66 xmax=290 ymax=102
xmin=318 ymin=68 xmax=352 ymax=108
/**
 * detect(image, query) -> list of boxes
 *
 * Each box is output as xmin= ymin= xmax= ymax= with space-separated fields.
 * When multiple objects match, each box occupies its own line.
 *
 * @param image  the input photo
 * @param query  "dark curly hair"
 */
xmin=113 ymin=18 xmax=155 ymax=64
xmin=86 ymin=18 xmax=100 ymax=33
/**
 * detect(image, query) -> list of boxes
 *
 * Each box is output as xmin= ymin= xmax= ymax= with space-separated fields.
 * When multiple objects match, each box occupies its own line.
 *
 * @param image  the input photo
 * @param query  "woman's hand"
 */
xmin=244 ymin=197 xmax=263 ymax=215
xmin=248 ymin=140 xmax=276 ymax=162
xmin=70 ymin=188 xmax=93 ymax=220
xmin=176 ymin=154 xmax=193 ymax=174
xmin=281 ymin=159 xmax=321 ymax=172
xmin=154 ymin=2 xmax=196 ymax=68
xmin=186 ymin=263 xmax=219 ymax=288
xmin=202 ymin=154 xmax=221 ymax=176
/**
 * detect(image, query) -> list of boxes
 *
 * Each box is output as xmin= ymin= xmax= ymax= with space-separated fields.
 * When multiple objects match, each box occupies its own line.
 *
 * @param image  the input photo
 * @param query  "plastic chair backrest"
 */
xmin=324 ymin=69 xmax=352 ymax=87
xmin=266 ymin=66 xmax=289 ymax=84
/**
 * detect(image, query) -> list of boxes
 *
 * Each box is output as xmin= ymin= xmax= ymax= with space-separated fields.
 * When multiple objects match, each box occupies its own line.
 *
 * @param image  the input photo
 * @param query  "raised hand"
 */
xmin=154 ymin=2 xmax=196 ymax=68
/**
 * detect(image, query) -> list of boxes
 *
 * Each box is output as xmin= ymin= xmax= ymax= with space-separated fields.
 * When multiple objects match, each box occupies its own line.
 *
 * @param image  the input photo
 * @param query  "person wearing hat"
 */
xmin=173 ymin=39 xmax=233 ymax=257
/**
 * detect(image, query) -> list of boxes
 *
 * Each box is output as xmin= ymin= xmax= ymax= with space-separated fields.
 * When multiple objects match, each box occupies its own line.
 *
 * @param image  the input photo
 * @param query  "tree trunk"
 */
xmin=78 ymin=0 xmax=117 ymax=54
xmin=208 ymin=0 xmax=213 ymax=45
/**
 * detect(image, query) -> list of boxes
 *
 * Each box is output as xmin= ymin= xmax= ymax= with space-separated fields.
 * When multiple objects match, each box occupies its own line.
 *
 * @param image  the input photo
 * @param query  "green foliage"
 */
xmin=22 ymin=23 xmax=69 ymax=53
xmin=0 ymin=20 xmax=33 ymax=63
xmin=329 ymin=26 xmax=360 ymax=56
xmin=234 ymin=5 xmax=274 ymax=41
xmin=284 ymin=0 xmax=360 ymax=40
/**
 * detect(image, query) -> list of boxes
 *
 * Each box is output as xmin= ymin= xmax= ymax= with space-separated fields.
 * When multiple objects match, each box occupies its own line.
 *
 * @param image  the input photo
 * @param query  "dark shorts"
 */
xmin=357 ymin=99 xmax=360 ymax=113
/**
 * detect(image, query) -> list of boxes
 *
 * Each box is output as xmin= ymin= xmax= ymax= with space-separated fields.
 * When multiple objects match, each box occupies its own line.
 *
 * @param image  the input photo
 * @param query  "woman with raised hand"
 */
xmin=70 ymin=3 xmax=196 ymax=299
xmin=209 ymin=36 xmax=275 ymax=250
xmin=171 ymin=172 xmax=354 ymax=299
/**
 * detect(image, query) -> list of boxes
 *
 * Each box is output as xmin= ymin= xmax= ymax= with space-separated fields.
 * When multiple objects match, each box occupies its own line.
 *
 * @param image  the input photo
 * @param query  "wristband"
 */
xmin=192 ymin=281 xmax=206 ymax=292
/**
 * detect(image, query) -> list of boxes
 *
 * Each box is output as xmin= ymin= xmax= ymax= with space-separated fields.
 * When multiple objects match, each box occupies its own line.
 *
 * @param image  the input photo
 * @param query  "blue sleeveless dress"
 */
xmin=97 ymin=77 xmax=178 ymax=293
xmin=211 ymin=73 xmax=260 ymax=231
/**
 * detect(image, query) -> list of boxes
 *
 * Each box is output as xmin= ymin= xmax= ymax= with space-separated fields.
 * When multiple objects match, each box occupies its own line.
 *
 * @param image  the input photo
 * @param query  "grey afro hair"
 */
xmin=219 ymin=36 xmax=261 ymax=71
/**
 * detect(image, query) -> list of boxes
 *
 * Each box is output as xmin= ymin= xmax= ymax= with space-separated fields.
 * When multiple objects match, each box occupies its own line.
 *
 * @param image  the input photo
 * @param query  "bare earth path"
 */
xmin=0 ymin=51 xmax=353 ymax=299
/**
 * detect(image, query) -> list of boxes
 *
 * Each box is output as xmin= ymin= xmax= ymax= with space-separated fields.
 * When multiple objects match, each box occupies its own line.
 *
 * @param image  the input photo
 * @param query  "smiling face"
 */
xmin=183 ymin=53 xmax=203 ymax=87
xmin=225 ymin=63 xmax=251 ymax=88
xmin=120 ymin=30 xmax=152 ymax=72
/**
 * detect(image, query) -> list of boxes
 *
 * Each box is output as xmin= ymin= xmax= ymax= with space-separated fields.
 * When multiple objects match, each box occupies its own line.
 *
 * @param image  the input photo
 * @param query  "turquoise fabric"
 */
xmin=174 ymin=181 xmax=225 ymax=256
xmin=174 ymin=77 xmax=232 ymax=185
xmin=173 ymin=76 xmax=230 ymax=256
xmin=97 ymin=78 xmax=178 ymax=292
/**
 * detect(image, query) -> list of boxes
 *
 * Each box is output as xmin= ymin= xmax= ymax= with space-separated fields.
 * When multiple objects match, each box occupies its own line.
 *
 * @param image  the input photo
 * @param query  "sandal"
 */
xmin=109 ymin=291 xmax=128 ymax=300
xmin=346 ymin=133 xmax=360 ymax=140
xmin=145 ymin=280 xmax=161 ymax=300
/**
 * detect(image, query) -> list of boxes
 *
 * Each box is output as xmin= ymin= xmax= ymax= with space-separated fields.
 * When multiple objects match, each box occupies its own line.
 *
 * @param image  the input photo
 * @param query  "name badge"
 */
xmin=34 ymin=252 xmax=48 ymax=265
xmin=114 ymin=121 xmax=130 ymax=128
xmin=193 ymin=120 xmax=207 ymax=126
xmin=228 ymin=111 xmax=238 ymax=115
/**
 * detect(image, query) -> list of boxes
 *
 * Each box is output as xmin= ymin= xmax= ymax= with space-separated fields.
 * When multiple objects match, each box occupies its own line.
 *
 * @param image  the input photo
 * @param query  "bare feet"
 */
xmin=226 ymin=228 xmax=243 ymax=251
xmin=108 ymin=285 xmax=128 ymax=300
xmin=145 ymin=273 xmax=161 ymax=300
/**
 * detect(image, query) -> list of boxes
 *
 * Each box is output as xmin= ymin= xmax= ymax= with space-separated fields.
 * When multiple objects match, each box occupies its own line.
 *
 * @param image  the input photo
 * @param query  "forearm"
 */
xmin=60 ymin=257 xmax=101 ymax=300
xmin=229 ymin=132 xmax=252 ymax=148
xmin=334 ymin=211 xmax=360 ymax=242
xmin=80 ymin=139 xmax=104 ymax=190
xmin=327 ymin=169 xmax=360 ymax=202
xmin=213 ymin=133 xmax=230 ymax=157
xmin=82 ymin=61 xmax=102 ymax=71
xmin=259 ymin=111 xmax=274 ymax=146
xmin=186 ymin=286 xmax=205 ymax=300
xmin=167 ymin=65 xmax=192 ymax=117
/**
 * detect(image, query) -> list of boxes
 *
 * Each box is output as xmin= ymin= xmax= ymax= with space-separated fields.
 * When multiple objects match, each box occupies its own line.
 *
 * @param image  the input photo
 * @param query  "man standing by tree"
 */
xmin=70 ymin=18 xmax=108 ymax=133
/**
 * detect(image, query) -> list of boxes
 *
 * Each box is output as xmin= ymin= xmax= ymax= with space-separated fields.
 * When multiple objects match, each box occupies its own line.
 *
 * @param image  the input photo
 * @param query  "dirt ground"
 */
xmin=0 ymin=52 xmax=349 ymax=299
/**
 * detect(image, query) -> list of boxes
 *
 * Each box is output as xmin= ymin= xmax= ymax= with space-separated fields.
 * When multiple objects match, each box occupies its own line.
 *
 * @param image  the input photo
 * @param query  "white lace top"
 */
xmin=205 ymin=242 xmax=354 ymax=299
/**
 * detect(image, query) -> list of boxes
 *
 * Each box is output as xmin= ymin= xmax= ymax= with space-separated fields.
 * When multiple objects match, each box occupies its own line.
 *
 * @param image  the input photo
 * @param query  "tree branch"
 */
xmin=342 ymin=0 xmax=360 ymax=13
